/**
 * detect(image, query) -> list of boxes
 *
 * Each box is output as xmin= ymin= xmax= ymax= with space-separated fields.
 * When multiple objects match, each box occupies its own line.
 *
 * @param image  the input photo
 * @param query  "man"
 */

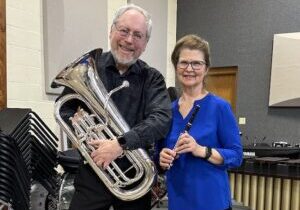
xmin=60 ymin=4 xmax=172 ymax=210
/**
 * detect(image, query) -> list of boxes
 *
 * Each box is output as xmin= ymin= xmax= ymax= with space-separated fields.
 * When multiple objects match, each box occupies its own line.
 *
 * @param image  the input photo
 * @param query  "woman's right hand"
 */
xmin=159 ymin=148 xmax=177 ymax=170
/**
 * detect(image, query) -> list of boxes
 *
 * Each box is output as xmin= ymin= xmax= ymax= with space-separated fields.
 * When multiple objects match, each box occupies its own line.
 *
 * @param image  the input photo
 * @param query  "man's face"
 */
xmin=110 ymin=10 xmax=148 ymax=67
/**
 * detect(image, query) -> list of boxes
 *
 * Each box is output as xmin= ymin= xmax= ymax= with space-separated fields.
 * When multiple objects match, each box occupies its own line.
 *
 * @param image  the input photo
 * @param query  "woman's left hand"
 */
xmin=174 ymin=132 xmax=204 ymax=157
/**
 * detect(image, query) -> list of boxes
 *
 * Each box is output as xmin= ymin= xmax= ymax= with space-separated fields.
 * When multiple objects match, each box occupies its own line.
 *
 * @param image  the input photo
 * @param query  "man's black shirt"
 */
xmin=58 ymin=50 xmax=172 ymax=150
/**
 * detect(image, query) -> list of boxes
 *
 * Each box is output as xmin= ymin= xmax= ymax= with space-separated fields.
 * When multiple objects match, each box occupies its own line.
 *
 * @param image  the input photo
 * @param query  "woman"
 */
xmin=159 ymin=34 xmax=243 ymax=210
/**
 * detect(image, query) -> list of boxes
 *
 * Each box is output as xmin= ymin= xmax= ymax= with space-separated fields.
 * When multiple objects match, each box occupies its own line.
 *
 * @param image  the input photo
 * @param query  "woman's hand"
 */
xmin=159 ymin=148 xmax=177 ymax=170
xmin=174 ymin=132 xmax=224 ymax=164
xmin=174 ymin=132 xmax=206 ymax=157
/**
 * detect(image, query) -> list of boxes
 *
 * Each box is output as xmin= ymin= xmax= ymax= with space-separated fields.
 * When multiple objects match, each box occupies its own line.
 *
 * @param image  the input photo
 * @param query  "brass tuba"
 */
xmin=51 ymin=48 xmax=156 ymax=201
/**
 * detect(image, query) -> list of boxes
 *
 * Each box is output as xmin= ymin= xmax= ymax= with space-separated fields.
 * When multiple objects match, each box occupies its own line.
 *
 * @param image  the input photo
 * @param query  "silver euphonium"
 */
xmin=51 ymin=48 xmax=156 ymax=201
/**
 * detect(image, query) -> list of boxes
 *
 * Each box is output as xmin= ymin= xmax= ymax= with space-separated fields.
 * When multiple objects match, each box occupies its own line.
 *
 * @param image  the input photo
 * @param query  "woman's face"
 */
xmin=176 ymin=48 xmax=208 ymax=89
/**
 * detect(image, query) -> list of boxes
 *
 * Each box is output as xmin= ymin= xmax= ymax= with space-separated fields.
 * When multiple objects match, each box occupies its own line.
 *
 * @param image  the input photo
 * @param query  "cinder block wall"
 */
xmin=6 ymin=0 xmax=58 ymax=134
xmin=6 ymin=0 xmax=177 ymax=149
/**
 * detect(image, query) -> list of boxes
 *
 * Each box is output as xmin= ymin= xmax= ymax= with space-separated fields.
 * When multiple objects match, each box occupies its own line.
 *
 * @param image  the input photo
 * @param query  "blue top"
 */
xmin=160 ymin=93 xmax=243 ymax=210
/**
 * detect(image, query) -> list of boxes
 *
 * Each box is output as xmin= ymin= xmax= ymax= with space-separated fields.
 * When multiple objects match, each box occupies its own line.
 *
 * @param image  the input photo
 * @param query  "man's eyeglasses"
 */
xmin=177 ymin=61 xmax=206 ymax=70
xmin=114 ymin=24 xmax=145 ymax=42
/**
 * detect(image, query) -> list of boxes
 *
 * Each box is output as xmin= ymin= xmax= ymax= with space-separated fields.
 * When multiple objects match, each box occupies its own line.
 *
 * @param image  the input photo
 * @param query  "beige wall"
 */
xmin=6 ymin=0 xmax=176 ymax=145
xmin=6 ymin=0 xmax=58 ymax=132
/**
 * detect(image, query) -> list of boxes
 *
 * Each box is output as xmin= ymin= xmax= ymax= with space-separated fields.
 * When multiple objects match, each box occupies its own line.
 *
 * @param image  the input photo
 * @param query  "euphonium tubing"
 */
xmin=52 ymin=49 xmax=156 ymax=201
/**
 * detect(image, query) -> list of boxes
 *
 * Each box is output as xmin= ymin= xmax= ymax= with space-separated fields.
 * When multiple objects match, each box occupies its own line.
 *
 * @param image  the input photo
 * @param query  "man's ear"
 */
xmin=109 ymin=25 xmax=113 ymax=39
xmin=109 ymin=33 xmax=112 ymax=40
xmin=142 ymin=44 xmax=147 ymax=53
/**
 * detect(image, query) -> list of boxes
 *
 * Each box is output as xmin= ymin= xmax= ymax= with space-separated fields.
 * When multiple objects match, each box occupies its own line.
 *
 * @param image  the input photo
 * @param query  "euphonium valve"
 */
xmin=52 ymin=48 xmax=156 ymax=201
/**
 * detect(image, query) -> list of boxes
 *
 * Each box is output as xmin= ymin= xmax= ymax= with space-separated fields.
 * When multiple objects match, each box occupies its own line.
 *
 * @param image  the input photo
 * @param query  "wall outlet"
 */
xmin=239 ymin=117 xmax=246 ymax=125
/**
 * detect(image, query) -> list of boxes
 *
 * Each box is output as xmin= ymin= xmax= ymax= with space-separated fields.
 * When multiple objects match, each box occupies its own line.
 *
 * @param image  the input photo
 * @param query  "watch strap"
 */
xmin=117 ymin=135 xmax=127 ymax=150
xmin=204 ymin=147 xmax=212 ymax=160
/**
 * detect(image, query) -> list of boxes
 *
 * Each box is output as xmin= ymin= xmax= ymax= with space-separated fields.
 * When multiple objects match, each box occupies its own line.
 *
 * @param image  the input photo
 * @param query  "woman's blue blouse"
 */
xmin=162 ymin=93 xmax=243 ymax=210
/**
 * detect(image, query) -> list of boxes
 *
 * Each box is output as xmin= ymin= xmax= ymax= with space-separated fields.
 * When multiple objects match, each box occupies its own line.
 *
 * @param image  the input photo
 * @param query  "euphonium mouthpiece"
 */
xmin=104 ymin=80 xmax=130 ymax=124
xmin=122 ymin=80 xmax=130 ymax=88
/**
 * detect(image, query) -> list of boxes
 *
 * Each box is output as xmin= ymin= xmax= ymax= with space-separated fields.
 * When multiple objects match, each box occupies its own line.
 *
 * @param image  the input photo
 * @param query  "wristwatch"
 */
xmin=117 ymin=135 xmax=127 ymax=150
xmin=204 ymin=147 xmax=212 ymax=160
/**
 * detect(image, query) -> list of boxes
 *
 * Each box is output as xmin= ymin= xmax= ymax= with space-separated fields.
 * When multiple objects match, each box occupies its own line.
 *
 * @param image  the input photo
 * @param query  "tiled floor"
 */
xmin=102 ymin=199 xmax=251 ymax=210
xmin=151 ymin=200 xmax=252 ymax=210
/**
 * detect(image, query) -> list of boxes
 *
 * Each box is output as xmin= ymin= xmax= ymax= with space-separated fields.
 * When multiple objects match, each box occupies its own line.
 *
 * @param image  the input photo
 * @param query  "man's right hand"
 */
xmin=159 ymin=148 xmax=177 ymax=170
xmin=89 ymin=139 xmax=123 ymax=169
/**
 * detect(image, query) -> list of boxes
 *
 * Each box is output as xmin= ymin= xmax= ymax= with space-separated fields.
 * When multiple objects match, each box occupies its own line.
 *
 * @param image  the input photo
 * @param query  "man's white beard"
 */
xmin=111 ymin=50 xmax=138 ymax=67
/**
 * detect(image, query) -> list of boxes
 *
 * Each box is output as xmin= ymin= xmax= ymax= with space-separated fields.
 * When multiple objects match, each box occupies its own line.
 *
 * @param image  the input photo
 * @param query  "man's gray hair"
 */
xmin=112 ymin=4 xmax=152 ymax=41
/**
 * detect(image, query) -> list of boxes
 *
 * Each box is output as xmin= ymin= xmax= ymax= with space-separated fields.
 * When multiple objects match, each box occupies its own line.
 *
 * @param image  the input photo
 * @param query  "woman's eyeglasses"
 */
xmin=177 ymin=61 xmax=206 ymax=70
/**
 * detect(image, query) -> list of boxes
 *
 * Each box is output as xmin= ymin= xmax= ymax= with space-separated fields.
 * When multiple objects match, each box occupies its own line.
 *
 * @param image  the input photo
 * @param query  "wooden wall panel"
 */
xmin=0 ymin=0 xmax=6 ymax=110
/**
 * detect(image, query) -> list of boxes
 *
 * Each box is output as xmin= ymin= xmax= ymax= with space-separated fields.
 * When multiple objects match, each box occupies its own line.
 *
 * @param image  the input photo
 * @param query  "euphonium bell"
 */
xmin=51 ymin=48 xmax=156 ymax=201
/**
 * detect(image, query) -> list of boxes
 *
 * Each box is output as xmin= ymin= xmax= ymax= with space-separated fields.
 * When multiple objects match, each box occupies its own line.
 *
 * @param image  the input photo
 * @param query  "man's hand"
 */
xmin=89 ymin=139 xmax=123 ymax=169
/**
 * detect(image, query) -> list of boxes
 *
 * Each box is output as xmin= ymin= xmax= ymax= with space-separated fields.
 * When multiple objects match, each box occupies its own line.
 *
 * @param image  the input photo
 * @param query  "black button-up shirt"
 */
xmin=57 ymin=49 xmax=172 ymax=150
